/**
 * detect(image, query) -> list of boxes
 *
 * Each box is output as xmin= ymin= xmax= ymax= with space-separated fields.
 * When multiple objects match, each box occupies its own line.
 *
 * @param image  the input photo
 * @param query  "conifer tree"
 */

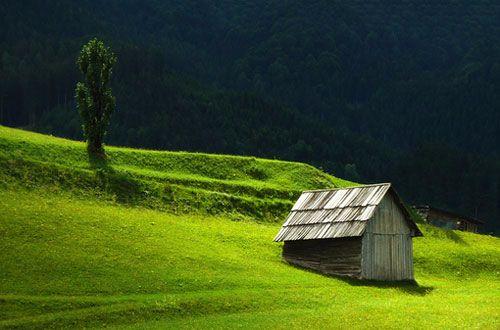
xmin=75 ymin=38 xmax=116 ymax=159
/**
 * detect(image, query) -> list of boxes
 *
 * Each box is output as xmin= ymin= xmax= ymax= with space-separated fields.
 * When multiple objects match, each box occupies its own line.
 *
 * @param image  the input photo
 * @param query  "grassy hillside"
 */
xmin=0 ymin=125 xmax=352 ymax=221
xmin=0 ymin=126 xmax=499 ymax=329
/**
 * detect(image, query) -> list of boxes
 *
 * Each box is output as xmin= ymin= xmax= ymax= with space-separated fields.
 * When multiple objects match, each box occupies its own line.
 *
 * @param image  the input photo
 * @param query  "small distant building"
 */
xmin=413 ymin=205 xmax=483 ymax=233
xmin=274 ymin=183 xmax=422 ymax=281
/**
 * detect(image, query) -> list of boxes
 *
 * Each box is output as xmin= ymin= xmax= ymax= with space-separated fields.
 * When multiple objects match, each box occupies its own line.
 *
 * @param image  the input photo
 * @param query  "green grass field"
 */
xmin=0 ymin=125 xmax=499 ymax=329
xmin=0 ymin=125 xmax=352 ymax=221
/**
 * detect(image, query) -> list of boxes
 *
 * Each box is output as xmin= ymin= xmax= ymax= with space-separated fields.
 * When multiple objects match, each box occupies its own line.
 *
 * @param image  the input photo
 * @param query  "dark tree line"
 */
xmin=0 ymin=1 xmax=498 ymax=233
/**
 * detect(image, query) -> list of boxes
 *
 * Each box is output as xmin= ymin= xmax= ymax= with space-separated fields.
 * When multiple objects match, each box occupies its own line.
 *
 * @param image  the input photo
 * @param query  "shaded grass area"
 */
xmin=0 ymin=190 xmax=499 ymax=329
xmin=0 ymin=125 xmax=352 ymax=222
xmin=0 ymin=125 xmax=350 ymax=191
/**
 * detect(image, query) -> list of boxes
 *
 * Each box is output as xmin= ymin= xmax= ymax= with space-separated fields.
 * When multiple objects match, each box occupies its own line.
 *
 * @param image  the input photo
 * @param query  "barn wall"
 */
xmin=427 ymin=208 xmax=461 ymax=230
xmin=462 ymin=221 xmax=478 ymax=233
xmin=366 ymin=194 xmax=411 ymax=235
xmin=361 ymin=193 xmax=414 ymax=280
xmin=283 ymin=237 xmax=362 ymax=278
xmin=427 ymin=209 xmax=479 ymax=233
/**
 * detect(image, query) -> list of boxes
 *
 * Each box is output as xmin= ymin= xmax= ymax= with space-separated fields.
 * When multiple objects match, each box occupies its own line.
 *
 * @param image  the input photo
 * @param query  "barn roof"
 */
xmin=274 ymin=183 xmax=422 ymax=242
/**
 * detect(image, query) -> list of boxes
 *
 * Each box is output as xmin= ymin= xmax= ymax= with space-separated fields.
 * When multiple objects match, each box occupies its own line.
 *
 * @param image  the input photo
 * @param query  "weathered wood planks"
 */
xmin=283 ymin=237 xmax=362 ymax=277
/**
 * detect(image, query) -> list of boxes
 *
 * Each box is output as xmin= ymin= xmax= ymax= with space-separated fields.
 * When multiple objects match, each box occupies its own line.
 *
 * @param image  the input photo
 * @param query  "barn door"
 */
xmin=364 ymin=233 xmax=411 ymax=280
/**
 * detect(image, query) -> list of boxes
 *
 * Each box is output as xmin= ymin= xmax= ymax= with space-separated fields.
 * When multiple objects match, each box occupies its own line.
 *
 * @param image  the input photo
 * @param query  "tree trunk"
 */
xmin=87 ymin=134 xmax=106 ymax=160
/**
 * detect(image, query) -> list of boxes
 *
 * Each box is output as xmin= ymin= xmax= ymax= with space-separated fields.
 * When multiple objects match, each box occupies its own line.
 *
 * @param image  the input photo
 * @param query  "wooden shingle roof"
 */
xmin=274 ymin=183 xmax=422 ymax=242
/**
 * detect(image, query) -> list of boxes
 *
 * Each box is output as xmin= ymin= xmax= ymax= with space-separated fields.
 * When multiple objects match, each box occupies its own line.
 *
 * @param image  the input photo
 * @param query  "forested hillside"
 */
xmin=0 ymin=1 xmax=499 ymax=233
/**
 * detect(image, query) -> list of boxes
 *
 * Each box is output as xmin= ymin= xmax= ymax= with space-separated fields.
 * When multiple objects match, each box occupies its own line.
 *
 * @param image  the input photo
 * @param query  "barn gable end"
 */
xmin=361 ymin=192 xmax=414 ymax=280
xmin=365 ymin=192 xmax=411 ymax=235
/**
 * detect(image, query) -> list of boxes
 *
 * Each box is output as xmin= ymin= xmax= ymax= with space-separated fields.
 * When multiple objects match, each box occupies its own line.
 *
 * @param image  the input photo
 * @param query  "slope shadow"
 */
xmin=89 ymin=155 xmax=144 ymax=204
xmin=442 ymin=229 xmax=468 ymax=245
xmin=337 ymin=276 xmax=434 ymax=296
xmin=285 ymin=262 xmax=434 ymax=296
xmin=88 ymin=154 xmax=112 ymax=171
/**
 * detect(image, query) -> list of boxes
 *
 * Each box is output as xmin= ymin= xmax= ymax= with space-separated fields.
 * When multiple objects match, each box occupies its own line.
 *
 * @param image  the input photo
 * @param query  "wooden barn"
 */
xmin=413 ymin=205 xmax=483 ymax=233
xmin=274 ymin=183 xmax=422 ymax=281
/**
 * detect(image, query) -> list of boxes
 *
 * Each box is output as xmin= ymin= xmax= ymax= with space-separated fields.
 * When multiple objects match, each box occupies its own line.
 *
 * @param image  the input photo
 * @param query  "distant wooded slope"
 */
xmin=0 ymin=1 xmax=498 ymax=233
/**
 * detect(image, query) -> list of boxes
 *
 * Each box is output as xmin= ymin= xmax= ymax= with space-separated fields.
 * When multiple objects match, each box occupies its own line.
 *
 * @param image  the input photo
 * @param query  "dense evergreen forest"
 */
xmin=0 ymin=1 xmax=499 ymax=233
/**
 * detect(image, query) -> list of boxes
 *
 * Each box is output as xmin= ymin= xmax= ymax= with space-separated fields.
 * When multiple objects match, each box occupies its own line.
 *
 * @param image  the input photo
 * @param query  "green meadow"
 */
xmin=0 ymin=125 xmax=499 ymax=329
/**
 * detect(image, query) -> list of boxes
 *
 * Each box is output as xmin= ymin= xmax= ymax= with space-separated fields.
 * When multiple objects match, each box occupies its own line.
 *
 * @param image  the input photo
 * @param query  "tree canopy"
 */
xmin=75 ymin=38 xmax=116 ymax=159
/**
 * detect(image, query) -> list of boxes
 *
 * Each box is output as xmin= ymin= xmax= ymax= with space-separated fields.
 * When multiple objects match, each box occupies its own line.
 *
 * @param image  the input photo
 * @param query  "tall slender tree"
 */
xmin=75 ymin=38 xmax=116 ymax=159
